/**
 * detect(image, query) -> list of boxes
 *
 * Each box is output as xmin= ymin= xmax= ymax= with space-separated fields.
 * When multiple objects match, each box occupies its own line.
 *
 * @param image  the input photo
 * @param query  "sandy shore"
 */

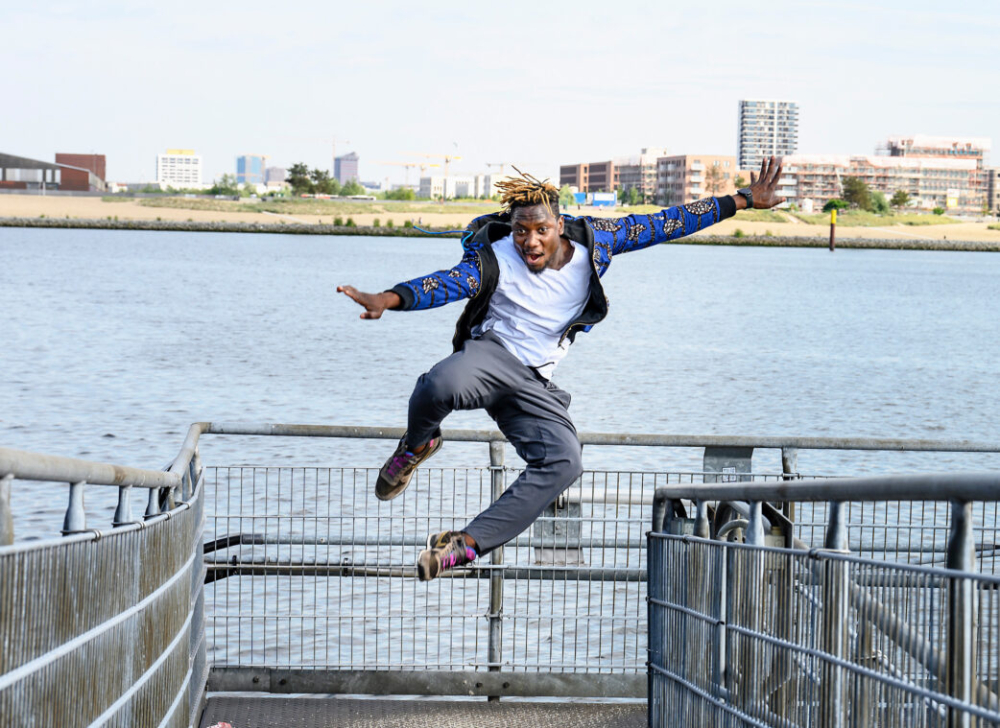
xmin=2 ymin=194 xmax=999 ymax=242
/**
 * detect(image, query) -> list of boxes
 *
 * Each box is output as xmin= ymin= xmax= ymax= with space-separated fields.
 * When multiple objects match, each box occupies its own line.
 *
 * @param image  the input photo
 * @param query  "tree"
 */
xmin=311 ymin=169 xmax=339 ymax=195
xmin=558 ymin=185 xmax=575 ymax=209
xmin=705 ymin=165 xmax=725 ymax=196
xmin=842 ymin=177 xmax=872 ymax=211
xmin=385 ymin=187 xmax=415 ymax=201
xmin=870 ymin=190 xmax=890 ymax=214
xmin=734 ymin=174 xmax=747 ymax=189
xmin=340 ymin=179 xmax=365 ymax=196
xmin=208 ymin=174 xmax=239 ymax=196
xmin=822 ymin=198 xmax=850 ymax=213
xmin=890 ymin=190 xmax=910 ymax=209
xmin=627 ymin=187 xmax=640 ymax=206
xmin=287 ymin=163 xmax=313 ymax=195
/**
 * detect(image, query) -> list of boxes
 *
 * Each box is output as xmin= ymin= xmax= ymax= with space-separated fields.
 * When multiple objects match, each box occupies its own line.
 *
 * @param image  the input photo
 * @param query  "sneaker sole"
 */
xmin=416 ymin=549 xmax=438 ymax=581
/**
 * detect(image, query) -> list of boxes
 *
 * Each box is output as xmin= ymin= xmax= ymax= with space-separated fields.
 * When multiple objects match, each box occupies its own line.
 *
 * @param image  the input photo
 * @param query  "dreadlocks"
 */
xmin=497 ymin=166 xmax=560 ymax=217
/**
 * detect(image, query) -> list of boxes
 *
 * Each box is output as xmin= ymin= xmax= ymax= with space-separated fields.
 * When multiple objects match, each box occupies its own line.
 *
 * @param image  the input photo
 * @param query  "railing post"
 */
xmin=61 ymin=480 xmax=87 ymax=534
xmin=946 ymin=499 xmax=975 ymax=728
xmin=0 ymin=474 xmax=13 ymax=545
xmin=113 ymin=485 xmax=134 ymax=526
xmin=145 ymin=486 xmax=160 ymax=519
xmin=487 ymin=439 xmax=505 ymax=702
xmin=781 ymin=446 xmax=798 ymax=525
xmin=820 ymin=501 xmax=849 ymax=728
xmin=694 ymin=499 xmax=710 ymax=539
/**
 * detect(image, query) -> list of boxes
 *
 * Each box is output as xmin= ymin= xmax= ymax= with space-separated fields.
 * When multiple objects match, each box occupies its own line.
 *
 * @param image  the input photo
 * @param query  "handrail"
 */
xmin=652 ymin=471 xmax=1000 ymax=503
xmin=195 ymin=421 xmax=1000 ymax=452
xmin=0 ymin=446 xmax=181 ymax=489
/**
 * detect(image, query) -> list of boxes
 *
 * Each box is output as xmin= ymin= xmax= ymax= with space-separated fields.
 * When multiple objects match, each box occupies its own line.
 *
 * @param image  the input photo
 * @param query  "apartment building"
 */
xmin=559 ymin=160 xmax=618 ymax=193
xmin=614 ymin=147 xmax=667 ymax=203
xmin=776 ymin=154 xmax=983 ymax=213
xmin=655 ymin=155 xmax=741 ymax=206
xmin=737 ymin=99 xmax=799 ymax=170
xmin=156 ymin=149 xmax=202 ymax=188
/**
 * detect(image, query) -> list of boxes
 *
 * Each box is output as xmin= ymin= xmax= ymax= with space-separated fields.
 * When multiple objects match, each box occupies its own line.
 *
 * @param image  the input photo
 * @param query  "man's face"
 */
xmin=511 ymin=205 xmax=565 ymax=273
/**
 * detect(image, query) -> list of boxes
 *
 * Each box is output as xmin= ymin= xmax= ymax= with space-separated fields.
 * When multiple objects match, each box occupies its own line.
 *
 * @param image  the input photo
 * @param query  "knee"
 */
xmin=412 ymin=367 xmax=458 ymax=407
xmin=553 ymin=441 xmax=584 ymax=481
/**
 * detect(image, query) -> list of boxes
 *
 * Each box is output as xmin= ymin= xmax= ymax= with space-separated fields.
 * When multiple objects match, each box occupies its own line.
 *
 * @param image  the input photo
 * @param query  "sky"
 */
xmin=3 ymin=0 xmax=998 ymax=185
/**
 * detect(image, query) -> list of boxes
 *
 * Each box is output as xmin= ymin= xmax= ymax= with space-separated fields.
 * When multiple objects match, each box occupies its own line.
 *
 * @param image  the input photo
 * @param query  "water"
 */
xmin=2 ymin=227 xmax=1000 ymax=539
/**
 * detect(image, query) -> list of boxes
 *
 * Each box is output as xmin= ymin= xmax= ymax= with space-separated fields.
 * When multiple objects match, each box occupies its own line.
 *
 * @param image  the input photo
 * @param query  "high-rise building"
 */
xmin=737 ymin=99 xmax=799 ymax=170
xmin=655 ymin=155 xmax=741 ymax=206
xmin=156 ymin=149 xmax=202 ymax=188
xmin=334 ymin=152 xmax=359 ymax=184
xmin=236 ymin=154 xmax=267 ymax=185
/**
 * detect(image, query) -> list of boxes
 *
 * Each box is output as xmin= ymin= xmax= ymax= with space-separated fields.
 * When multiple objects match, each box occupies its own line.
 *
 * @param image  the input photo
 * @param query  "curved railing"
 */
xmin=648 ymin=472 xmax=1000 ymax=728
xmin=0 ymin=445 xmax=206 ymax=728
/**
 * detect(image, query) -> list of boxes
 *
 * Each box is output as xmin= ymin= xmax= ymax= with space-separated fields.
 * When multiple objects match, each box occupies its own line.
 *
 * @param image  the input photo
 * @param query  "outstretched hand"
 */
xmin=337 ymin=286 xmax=401 ymax=320
xmin=749 ymin=156 xmax=786 ymax=209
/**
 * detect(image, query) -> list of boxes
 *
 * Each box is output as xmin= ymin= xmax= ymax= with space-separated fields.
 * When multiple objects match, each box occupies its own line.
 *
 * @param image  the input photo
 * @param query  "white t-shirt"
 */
xmin=475 ymin=234 xmax=591 ymax=379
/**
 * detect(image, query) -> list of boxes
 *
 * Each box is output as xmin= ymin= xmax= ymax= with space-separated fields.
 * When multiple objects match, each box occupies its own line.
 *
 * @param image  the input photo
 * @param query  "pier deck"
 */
xmin=200 ymin=696 xmax=647 ymax=728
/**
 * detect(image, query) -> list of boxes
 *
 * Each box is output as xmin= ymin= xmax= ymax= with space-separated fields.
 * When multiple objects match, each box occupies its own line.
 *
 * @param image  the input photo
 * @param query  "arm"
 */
xmin=338 ymin=247 xmax=482 ymax=320
xmin=601 ymin=156 xmax=786 ymax=256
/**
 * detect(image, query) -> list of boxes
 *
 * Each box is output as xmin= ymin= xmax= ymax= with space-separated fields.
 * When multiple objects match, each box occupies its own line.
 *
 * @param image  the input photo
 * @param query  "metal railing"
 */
xmin=648 ymin=472 xmax=1000 ymax=728
xmin=4 ymin=422 xmax=1000 ymax=722
xmin=0 ymin=443 xmax=206 ymax=728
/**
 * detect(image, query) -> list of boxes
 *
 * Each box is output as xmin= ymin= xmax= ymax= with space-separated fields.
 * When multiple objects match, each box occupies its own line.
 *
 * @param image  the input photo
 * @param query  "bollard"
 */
xmin=829 ymin=208 xmax=837 ymax=251
xmin=113 ymin=485 xmax=134 ymax=526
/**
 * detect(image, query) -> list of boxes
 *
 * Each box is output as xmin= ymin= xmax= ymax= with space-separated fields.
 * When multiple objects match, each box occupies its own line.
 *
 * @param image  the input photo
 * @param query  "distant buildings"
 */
xmin=236 ymin=154 xmax=267 ymax=185
xmin=156 ymin=149 xmax=202 ymax=188
xmin=737 ymin=99 xmax=799 ymax=170
xmin=0 ymin=152 xmax=106 ymax=192
xmin=559 ymin=160 xmax=617 ymax=194
xmin=417 ymin=174 xmax=501 ymax=199
xmin=55 ymin=153 xmax=106 ymax=190
xmin=986 ymin=167 xmax=1000 ymax=215
xmin=559 ymin=148 xmax=665 ymax=202
xmin=616 ymin=147 xmax=667 ymax=203
xmin=334 ymin=152 xmax=359 ymax=184
xmin=656 ymin=155 xmax=742 ymax=206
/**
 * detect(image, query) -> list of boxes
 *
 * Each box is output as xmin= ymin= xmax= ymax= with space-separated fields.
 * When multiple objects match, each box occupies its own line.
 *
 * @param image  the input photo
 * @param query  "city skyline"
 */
xmin=4 ymin=1 xmax=997 ymax=185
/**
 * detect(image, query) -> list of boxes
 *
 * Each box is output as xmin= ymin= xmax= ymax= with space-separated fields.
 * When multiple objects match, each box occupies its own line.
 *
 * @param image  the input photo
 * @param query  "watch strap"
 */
xmin=737 ymin=187 xmax=753 ymax=209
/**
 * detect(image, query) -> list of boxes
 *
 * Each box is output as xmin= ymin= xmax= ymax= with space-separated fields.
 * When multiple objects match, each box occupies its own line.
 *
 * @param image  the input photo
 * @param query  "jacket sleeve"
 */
xmin=387 ymin=248 xmax=482 ymax=311
xmin=588 ymin=196 xmax=737 ymax=256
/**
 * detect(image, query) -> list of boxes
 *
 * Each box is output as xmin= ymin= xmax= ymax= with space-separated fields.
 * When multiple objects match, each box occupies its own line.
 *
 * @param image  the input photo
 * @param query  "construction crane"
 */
xmin=404 ymin=152 xmax=462 ymax=178
xmin=374 ymin=161 xmax=439 ymax=185
xmin=485 ymin=162 xmax=508 ymax=176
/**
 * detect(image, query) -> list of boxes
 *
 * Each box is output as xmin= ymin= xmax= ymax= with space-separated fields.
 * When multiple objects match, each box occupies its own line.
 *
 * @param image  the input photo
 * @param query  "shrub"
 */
xmin=346 ymin=217 xmax=356 ymax=227
xmin=733 ymin=228 xmax=745 ymax=238
xmin=765 ymin=229 xmax=773 ymax=237
xmin=39 ymin=214 xmax=45 ymax=219
xmin=870 ymin=191 xmax=890 ymax=214
xmin=403 ymin=220 xmax=414 ymax=228
xmin=932 ymin=207 xmax=945 ymax=216
xmin=373 ymin=218 xmax=381 ymax=227
xmin=386 ymin=219 xmax=394 ymax=228
xmin=334 ymin=216 xmax=344 ymax=226
xmin=823 ymin=199 xmax=849 ymax=212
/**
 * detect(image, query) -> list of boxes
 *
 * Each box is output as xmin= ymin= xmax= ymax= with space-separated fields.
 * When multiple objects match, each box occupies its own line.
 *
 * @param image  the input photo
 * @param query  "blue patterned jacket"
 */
xmin=389 ymin=196 xmax=737 ymax=352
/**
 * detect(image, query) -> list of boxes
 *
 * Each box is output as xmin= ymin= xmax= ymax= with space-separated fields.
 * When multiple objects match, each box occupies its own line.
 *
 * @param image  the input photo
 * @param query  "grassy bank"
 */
xmin=5 ymin=215 xmax=999 ymax=251
xmin=790 ymin=210 xmax=961 ymax=226
xmin=134 ymin=196 xmax=499 ymax=217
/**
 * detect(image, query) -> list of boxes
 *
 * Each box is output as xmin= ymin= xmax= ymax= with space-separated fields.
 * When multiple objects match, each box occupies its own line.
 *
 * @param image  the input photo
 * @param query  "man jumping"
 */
xmin=338 ymin=158 xmax=785 ymax=581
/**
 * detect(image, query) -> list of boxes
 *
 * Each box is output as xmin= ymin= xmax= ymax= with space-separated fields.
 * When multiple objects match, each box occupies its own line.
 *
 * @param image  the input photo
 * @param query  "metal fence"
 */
xmin=648 ymin=473 xmax=1000 ymax=728
xmin=0 ymin=443 xmax=205 ymax=728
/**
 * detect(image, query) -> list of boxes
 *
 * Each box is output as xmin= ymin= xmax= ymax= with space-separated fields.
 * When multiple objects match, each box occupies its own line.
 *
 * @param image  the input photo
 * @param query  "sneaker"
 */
xmin=417 ymin=531 xmax=477 ymax=581
xmin=375 ymin=434 xmax=443 ymax=501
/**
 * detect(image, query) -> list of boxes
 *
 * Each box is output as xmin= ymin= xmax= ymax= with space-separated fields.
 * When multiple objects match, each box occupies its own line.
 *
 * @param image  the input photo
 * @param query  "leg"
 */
xmin=407 ymin=332 xmax=525 ymax=449
xmin=463 ymin=379 xmax=583 ymax=554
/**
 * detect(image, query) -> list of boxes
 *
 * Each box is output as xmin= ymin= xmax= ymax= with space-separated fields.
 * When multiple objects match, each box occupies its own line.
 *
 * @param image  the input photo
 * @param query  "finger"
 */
xmin=759 ymin=157 xmax=768 ymax=181
xmin=750 ymin=171 xmax=757 ymax=186
xmin=360 ymin=310 xmax=382 ymax=320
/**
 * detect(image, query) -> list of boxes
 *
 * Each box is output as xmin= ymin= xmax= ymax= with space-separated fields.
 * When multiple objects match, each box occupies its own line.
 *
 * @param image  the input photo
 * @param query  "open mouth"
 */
xmin=524 ymin=252 xmax=543 ymax=266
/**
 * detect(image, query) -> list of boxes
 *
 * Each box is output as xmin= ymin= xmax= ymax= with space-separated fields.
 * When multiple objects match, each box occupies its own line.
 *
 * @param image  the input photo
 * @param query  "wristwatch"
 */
xmin=736 ymin=187 xmax=753 ymax=209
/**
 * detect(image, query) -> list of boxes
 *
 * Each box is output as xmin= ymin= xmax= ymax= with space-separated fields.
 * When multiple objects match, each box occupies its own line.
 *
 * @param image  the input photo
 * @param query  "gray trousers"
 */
xmin=407 ymin=331 xmax=584 ymax=554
